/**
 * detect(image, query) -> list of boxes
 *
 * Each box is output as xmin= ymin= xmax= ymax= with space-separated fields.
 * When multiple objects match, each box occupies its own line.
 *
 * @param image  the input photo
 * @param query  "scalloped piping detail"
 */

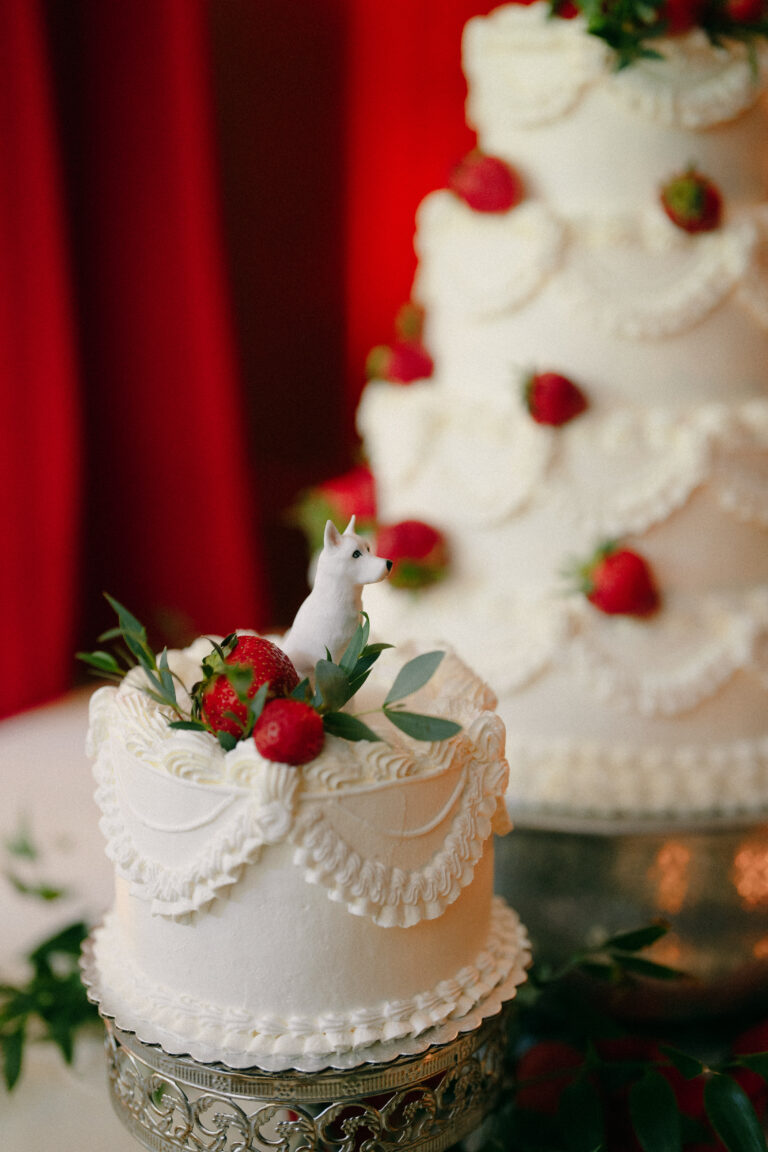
xmin=414 ymin=194 xmax=763 ymax=339
xmin=88 ymin=897 xmax=529 ymax=1068
xmin=291 ymin=716 xmax=509 ymax=928
xmin=565 ymin=217 xmax=757 ymax=340
xmin=506 ymin=733 xmax=768 ymax=818
xmin=611 ymin=35 xmax=768 ymax=129
xmin=569 ymin=590 xmax=768 ymax=717
xmin=362 ymin=381 xmax=768 ymax=537
xmin=464 ymin=6 xmax=768 ymax=130
xmin=92 ymin=716 xmax=299 ymax=919
xmin=464 ymin=6 xmax=608 ymax=128
xmin=414 ymin=194 xmax=566 ymax=319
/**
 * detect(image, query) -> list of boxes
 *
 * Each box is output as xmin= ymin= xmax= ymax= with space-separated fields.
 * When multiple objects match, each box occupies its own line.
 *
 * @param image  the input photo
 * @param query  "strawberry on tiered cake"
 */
xmin=342 ymin=2 xmax=768 ymax=823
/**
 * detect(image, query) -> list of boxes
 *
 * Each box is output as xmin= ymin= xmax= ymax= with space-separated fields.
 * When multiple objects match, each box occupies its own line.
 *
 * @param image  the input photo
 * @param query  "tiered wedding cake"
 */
xmin=358 ymin=5 xmax=768 ymax=822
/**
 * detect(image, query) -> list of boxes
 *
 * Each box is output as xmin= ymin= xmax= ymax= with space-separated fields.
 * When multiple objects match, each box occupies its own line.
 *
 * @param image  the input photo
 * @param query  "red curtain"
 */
xmin=75 ymin=0 xmax=266 ymax=648
xmin=0 ymin=0 xmax=80 ymax=719
xmin=343 ymin=0 xmax=501 ymax=419
xmin=1 ymin=0 xmax=498 ymax=721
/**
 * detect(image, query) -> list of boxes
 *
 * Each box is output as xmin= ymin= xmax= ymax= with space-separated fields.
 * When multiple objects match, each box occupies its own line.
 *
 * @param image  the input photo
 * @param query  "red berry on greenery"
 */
xmin=660 ymin=169 xmax=722 ymax=234
xmin=253 ymin=697 xmax=325 ymax=765
xmin=575 ymin=543 xmax=660 ymax=617
xmin=448 ymin=151 xmax=525 ymax=214
xmin=365 ymin=340 xmax=434 ymax=384
xmin=201 ymin=636 xmax=299 ymax=737
xmin=729 ymin=1021 xmax=768 ymax=1119
xmin=294 ymin=465 xmax=376 ymax=554
xmin=725 ymin=0 xmax=764 ymax=19
xmin=316 ymin=465 xmax=376 ymax=523
xmin=514 ymin=1041 xmax=584 ymax=1114
xmin=376 ymin=520 xmax=449 ymax=589
xmin=657 ymin=0 xmax=705 ymax=31
xmin=366 ymin=301 xmax=434 ymax=385
xmin=525 ymin=370 xmax=587 ymax=426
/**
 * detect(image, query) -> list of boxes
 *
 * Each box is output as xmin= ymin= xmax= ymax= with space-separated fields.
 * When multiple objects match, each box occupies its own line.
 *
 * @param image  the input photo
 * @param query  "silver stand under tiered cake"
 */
xmin=101 ymin=1012 xmax=507 ymax=1152
xmin=496 ymin=812 xmax=768 ymax=1018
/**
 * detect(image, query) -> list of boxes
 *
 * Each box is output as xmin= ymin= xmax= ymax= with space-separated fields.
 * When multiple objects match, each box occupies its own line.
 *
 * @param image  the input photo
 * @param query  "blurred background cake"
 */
xmin=356 ymin=5 xmax=768 ymax=824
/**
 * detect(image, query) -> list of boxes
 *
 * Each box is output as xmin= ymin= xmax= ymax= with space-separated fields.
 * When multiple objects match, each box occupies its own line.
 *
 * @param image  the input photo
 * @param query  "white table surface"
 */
xmin=0 ymin=690 xmax=136 ymax=1151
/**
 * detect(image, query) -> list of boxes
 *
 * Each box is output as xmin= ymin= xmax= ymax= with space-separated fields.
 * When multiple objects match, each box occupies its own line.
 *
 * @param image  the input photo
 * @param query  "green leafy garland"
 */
xmin=480 ymin=922 xmax=768 ymax=1151
xmin=78 ymin=595 xmax=462 ymax=752
xmin=557 ymin=0 xmax=768 ymax=70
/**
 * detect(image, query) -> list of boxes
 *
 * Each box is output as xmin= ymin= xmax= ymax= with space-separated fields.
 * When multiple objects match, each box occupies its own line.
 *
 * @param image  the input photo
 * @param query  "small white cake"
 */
xmin=85 ymin=637 xmax=529 ymax=1071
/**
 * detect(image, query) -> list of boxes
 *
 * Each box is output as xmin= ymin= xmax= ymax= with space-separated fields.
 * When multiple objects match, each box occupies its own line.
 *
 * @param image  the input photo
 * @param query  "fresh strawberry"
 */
xmin=253 ymin=697 xmax=324 ymax=765
xmin=660 ymin=168 xmax=722 ymax=234
xmin=525 ymin=370 xmax=587 ymax=426
xmin=294 ymin=465 xmax=377 ymax=552
xmin=376 ymin=520 xmax=449 ymax=589
xmin=514 ymin=1041 xmax=584 ymax=1114
xmin=575 ymin=543 xmax=660 ymax=617
xmin=200 ymin=635 xmax=299 ymax=737
xmin=448 ymin=151 xmax=524 ymax=214
xmin=365 ymin=340 xmax=434 ymax=384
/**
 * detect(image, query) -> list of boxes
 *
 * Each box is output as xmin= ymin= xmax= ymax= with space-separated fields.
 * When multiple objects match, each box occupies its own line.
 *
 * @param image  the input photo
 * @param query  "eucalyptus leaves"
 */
xmin=301 ymin=613 xmax=462 ymax=744
xmin=78 ymin=597 xmax=461 ymax=754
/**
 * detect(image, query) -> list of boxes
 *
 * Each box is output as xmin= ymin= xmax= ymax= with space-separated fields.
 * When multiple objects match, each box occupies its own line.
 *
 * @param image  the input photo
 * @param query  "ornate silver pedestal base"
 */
xmin=103 ymin=1013 xmax=507 ymax=1151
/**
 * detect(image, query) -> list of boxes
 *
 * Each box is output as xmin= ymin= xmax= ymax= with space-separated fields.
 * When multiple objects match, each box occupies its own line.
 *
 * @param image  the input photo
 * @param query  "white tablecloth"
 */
xmin=0 ymin=690 xmax=136 ymax=1151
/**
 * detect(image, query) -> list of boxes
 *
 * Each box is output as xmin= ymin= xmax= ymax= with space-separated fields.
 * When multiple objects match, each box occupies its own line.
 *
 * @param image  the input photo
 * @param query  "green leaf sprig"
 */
xmin=77 ymin=594 xmax=187 ymax=720
xmin=4 ymin=818 xmax=68 ymax=904
xmin=478 ymin=920 xmax=768 ymax=1152
xmin=0 ymin=921 xmax=99 ymax=1091
xmin=79 ymin=599 xmax=462 ymax=752
xmin=292 ymin=613 xmax=462 ymax=744
xmin=553 ymin=0 xmax=768 ymax=71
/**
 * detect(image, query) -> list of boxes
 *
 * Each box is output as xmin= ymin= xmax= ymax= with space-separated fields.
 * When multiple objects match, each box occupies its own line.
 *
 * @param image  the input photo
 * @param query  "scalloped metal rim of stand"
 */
xmin=103 ymin=1013 xmax=508 ymax=1152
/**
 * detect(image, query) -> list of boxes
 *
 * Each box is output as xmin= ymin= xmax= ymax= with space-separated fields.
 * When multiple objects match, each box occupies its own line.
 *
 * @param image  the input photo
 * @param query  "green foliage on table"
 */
xmin=0 ymin=921 xmax=98 ymax=1091
xmin=475 ymin=921 xmax=768 ymax=1152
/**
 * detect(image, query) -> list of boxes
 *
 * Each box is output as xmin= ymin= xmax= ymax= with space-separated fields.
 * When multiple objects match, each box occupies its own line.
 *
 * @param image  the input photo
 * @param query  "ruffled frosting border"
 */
xmin=82 ymin=898 xmax=530 ymax=1072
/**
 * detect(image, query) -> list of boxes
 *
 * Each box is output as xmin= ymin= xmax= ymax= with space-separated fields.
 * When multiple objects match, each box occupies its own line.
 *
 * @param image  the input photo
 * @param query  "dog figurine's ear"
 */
xmin=324 ymin=520 xmax=342 ymax=549
xmin=343 ymin=515 xmax=357 ymax=536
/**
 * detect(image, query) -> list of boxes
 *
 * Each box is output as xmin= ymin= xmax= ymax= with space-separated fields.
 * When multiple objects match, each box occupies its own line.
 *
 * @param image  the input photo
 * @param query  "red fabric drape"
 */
xmin=0 ymin=0 xmax=80 ymax=719
xmin=77 ymin=0 xmax=266 ymax=644
xmin=0 ymin=0 xmax=502 ymax=720
xmin=343 ymin=0 xmax=501 ymax=420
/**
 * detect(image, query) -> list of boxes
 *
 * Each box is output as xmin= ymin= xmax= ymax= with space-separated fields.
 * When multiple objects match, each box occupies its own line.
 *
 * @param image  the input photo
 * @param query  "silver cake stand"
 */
xmin=100 ymin=1011 xmax=507 ymax=1152
xmin=496 ymin=811 xmax=768 ymax=1018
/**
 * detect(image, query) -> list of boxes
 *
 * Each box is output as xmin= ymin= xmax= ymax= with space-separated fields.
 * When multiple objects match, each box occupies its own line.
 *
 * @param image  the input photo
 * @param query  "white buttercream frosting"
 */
xmin=87 ymin=639 xmax=526 ymax=1065
xmin=85 ymin=898 xmax=530 ymax=1071
xmin=357 ymin=6 xmax=768 ymax=821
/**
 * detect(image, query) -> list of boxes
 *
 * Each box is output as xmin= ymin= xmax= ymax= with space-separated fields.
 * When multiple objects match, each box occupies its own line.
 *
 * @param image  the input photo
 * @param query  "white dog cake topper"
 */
xmin=283 ymin=516 xmax=392 ymax=678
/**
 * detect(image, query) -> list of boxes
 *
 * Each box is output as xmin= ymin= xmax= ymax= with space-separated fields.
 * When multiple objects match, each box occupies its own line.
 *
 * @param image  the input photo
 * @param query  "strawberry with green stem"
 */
xmin=569 ymin=542 xmax=660 ymax=617
xmin=660 ymin=167 xmax=723 ymax=234
xmin=366 ymin=301 xmax=434 ymax=385
xmin=79 ymin=599 xmax=462 ymax=761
